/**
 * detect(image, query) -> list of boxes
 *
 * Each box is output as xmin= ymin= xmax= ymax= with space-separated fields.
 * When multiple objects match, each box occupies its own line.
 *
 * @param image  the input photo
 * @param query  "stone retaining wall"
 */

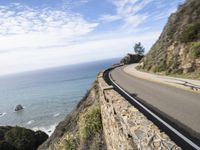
xmin=98 ymin=72 xmax=181 ymax=150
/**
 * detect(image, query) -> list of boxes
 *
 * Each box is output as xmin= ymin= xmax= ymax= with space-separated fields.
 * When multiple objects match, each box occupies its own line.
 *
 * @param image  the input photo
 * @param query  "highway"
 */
xmin=110 ymin=66 xmax=200 ymax=144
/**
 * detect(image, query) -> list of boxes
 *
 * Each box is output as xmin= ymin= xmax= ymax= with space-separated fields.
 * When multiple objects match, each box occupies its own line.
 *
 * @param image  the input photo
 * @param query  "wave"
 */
xmin=0 ymin=112 xmax=6 ymax=117
xmin=32 ymin=123 xmax=57 ymax=136
xmin=53 ymin=113 xmax=60 ymax=117
xmin=26 ymin=120 xmax=35 ymax=125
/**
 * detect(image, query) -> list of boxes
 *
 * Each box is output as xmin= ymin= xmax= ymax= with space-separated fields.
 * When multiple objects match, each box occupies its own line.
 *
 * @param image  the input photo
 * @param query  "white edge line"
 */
xmin=109 ymin=72 xmax=200 ymax=150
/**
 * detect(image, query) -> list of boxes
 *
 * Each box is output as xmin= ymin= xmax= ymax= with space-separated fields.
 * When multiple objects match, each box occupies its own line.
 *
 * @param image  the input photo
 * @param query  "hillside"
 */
xmin=38 ymin=81 xmax=106 ymax=150
xmin=139 ymin=0 xmax=200 ymax=79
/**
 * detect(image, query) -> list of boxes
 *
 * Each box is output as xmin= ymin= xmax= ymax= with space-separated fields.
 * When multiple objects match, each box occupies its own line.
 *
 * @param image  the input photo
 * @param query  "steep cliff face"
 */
xmin=38 ymin=81 xmax=106 ymax=150
xmin=140 ymin=0 xmax=200 ymax=78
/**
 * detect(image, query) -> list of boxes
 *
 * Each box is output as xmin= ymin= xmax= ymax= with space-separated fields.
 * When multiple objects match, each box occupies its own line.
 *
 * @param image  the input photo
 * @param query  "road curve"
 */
xmin=110 ymin=66 xmax=200 ymax=138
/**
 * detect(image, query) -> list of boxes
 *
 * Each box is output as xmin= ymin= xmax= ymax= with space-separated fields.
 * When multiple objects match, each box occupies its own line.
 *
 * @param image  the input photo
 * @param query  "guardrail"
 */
xmin=103 ymin=65 xmax=200 ymax=150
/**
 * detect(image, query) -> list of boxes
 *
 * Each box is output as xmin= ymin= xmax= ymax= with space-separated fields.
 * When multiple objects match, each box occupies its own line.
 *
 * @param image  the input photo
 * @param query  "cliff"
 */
xmin=38 ymin=80 xmax=106 ymax=150
xmin=38 ymin=71 xmax=181 ymax=150
xmin=139 ymin=0 xmax=200 ymax=79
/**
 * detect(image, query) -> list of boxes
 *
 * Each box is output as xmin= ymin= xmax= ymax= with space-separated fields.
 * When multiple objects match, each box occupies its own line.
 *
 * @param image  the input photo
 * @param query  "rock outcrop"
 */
xmin=14 ymin=105 xmax=23 ymax=111
xmin=139 ymin=0 xmax=200 ymax=79
xmin=120 ymin=53 xmax=143 ymax=65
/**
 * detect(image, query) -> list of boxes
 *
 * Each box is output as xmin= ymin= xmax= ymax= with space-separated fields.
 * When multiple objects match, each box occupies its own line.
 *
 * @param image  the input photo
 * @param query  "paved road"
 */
xmin=110 ymin=66 xmax=200 ymax=136
xmin=124 ymin=64 xmax=200 ymax=93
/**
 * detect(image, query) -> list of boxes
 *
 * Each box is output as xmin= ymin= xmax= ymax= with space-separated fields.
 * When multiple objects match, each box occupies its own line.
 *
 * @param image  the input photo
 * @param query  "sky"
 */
xmin=0 ymin=0 xmax=185 ymax=75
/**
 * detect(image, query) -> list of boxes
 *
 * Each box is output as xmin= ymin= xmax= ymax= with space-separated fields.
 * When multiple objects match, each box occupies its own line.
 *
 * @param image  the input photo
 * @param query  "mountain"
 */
xmin=139 ymin=0 xmax=200 ymax=79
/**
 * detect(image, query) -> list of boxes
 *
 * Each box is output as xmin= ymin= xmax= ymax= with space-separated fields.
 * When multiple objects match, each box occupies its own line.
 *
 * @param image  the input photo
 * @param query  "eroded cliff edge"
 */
xmin=38 ymin=71 xmax=181 ymax=150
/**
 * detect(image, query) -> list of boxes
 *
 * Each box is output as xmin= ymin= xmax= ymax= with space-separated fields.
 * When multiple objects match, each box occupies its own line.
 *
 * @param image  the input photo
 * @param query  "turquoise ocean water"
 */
xmin=0 ymin=58 xmax=119 ymax=134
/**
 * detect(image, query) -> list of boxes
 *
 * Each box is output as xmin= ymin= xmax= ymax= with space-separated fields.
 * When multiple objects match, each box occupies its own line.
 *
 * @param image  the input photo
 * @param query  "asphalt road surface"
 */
xmin=110 ymin=66 xmax=200 ymax=136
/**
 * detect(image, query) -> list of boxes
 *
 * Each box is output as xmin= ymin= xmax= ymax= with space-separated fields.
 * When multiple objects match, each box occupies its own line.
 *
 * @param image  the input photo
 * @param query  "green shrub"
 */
xmin=181 ymin=21 xmax=200 ymax=43
xmin=63 ymin=135 xmax=76 ymax=150
xmin=0 ymin=141 xmax=17 ymax=150
xmin=0 ymin=126 xmax=48 ymax=150
xmin=167 ymin=25 xmax=176 ymax=39
xmin=0 ymin=126 xmax=12 ymax=140
xmin=5 ymin=127 xmax=36 ymax=150
xmin=190 ymin=41 xmax=200 ymax=58
xmin=151 ymin=64 xmax=165 ymax=73
xmin=79 ymin=106 xmax=102 ymax=142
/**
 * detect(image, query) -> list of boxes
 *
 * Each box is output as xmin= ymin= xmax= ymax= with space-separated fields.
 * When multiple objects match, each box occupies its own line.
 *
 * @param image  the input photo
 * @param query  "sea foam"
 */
xmin=26 ymin=120 xmax=35 ymax=125
xmin=0 ymin=112 xmax=6 ymax=118
xmin=53 ymin=113 xmax=60 ymax=117
xmin=32 ymin=123 xmax=57 ymax=136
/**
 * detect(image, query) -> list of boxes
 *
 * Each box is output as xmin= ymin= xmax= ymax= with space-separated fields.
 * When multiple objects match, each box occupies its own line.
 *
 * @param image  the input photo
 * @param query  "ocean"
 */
xmin=0 ymin=58 xmax=119 ymax=135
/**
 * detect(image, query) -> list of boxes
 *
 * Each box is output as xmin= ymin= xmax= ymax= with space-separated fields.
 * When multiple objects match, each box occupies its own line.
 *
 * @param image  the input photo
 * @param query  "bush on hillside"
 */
xmin=190 ymin=41 xmax=200 ymax=58
xmin=0 ymin=140 xmax=17 ymax=150
xmin=0 ymin=126 xmax=48 ymax=150
xmin=79 ymin=106 xmax=102 ymax=142
xmin=180 ymin=21 xmax=200 ymax=43
xmin=5 ymin=127 xmax=36 ymax=150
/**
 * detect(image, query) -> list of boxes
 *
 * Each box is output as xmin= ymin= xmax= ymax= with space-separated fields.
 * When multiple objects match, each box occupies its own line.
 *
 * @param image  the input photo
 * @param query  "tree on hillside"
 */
xmin=134 ymin=42 xmax=145 ymax=55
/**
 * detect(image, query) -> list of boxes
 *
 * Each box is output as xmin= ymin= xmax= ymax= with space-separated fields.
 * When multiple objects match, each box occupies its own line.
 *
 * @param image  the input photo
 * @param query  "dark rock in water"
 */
xmin=14 ymin=105 xmax=23 ymax=111
xmin=0 ymin=126 xmax=48 ymax=150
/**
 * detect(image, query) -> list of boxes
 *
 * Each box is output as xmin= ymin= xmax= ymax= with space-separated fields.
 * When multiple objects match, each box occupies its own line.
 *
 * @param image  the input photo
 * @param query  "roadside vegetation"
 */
xmin=120 ymin=42 xmax=145 ymax=65
xmin=190 ymin=41 xmax=200 ymax=59
xmin=134 ymin=42 xmax=145 ymax=55
xmin=57 ymin=103 xmax=103 ymax=150
xmin=180 ymin=21 xmax=200 ymax=43
xmin=53 ymin=83 xmax=105 ymax=150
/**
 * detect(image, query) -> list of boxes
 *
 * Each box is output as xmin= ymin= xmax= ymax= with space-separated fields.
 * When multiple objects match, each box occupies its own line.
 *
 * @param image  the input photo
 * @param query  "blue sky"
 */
xmin=0 ymin=0 xmax=185 ymax=75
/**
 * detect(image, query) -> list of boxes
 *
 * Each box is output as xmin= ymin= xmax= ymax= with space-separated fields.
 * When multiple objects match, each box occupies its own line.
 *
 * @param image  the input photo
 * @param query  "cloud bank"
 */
xmin=0 ymin=0 xmax=184 ymax=75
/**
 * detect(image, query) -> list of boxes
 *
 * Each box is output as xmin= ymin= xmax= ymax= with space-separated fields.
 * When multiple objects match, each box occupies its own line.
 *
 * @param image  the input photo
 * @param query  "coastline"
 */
xmin=32 ymin=123 xmax=58 ymax=136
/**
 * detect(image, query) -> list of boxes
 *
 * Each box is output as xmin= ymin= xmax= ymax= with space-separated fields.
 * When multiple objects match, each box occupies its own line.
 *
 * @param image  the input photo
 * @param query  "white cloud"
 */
xmin=0 ymin=3 xmax=98 ymax=50
xmin=99 ymin=15 xmax=120 ymax=22
xmin=100 ymin=0 xmax=151 ymax=28
xmin=0 ymin=4 xmax=97 ymax=36
xmin=61 ymin=0 xmax=89 ymax=9
xmin=0 ymin=3 xmax=101 ymax=75
xmin=153 ymin=4 xmax=179 ymax=21
xmin=0 ymin=31 xmax=160 ymax=75
xmin=0 ymin=2 xmax=164 ymax=76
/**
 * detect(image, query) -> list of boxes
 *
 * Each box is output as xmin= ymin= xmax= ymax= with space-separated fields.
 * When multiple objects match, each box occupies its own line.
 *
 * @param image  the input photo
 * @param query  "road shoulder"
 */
xmin=123 ymin=64 xmax=200 ymax=94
